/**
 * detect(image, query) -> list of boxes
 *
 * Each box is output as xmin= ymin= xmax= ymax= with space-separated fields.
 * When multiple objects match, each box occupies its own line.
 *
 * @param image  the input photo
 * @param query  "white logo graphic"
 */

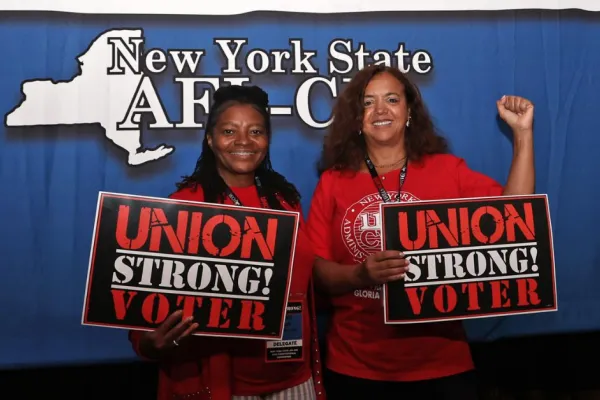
xmin=4 ymin=28 xmax=433 ymax=167
xmin=342 ymin=191 xmax=420 ymax=300
xmin=342 ymin=191 xmax=420 ymax=264
xmin=5 ymin=29 xmax=175 ymax=166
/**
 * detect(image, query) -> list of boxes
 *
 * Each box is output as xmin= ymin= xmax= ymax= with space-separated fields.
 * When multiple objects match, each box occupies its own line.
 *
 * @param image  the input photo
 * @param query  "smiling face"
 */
xmin=361 ymin=72 xmax=410 ymax=146
xmin=207 ymin=103 xmax=269 ymax=187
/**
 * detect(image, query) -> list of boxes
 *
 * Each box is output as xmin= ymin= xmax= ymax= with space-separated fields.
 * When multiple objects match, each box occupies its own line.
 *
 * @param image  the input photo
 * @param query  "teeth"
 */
xmin=374 ymin=121 xmax=392 ymax=126
xmin=230 ymin=152 xmax=254 ymax=155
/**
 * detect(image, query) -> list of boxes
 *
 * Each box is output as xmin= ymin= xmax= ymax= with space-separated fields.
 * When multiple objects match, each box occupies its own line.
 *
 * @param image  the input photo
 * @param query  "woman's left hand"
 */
xmin=496 ymin=95 xmax=534 ymax=135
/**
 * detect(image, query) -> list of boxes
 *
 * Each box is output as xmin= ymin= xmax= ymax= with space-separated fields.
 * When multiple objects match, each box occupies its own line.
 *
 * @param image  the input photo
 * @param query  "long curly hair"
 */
xmin=317 ymin=65 xmax=449 ymax=174
xmin=174 ymin=85 xmax=301 ymax=209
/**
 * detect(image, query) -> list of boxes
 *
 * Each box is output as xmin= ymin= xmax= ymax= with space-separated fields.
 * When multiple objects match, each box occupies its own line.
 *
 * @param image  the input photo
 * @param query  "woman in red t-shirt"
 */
xmin=305 ymin=65 xmax=535 ymax=399
xmin=129 ymin=85 xmax=326 ymax=400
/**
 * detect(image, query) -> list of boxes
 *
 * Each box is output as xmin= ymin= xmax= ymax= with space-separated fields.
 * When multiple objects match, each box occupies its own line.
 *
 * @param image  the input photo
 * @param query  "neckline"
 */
xmin=228 ymin=184 xmax=257 ymax=191
xmin=357 ymin=164 xmax=407 ymax=176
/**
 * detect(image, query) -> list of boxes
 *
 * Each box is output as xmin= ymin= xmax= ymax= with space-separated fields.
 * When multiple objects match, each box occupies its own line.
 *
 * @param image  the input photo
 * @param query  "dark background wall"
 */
xmin=3 ymin=331 xmax=599 ymax=399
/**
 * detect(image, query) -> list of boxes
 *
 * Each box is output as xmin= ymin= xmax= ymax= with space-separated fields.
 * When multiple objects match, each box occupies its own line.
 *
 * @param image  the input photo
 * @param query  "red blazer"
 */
xmin=129 ymin=279 xmax=327 ymax=400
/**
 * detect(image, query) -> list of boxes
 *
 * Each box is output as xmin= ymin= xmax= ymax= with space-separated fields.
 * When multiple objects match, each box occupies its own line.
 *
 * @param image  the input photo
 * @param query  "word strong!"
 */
xmin=83 ymin=192 xmax=300 ymax=340
xmin=380 ymin=195 xmax=558 ymax=324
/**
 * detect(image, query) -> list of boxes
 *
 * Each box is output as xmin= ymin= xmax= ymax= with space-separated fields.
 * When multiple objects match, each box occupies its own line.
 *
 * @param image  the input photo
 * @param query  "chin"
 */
xmin=367 ymin=131 xmax=401 ymax=144
xmin=229 ymin=160 xmax=262 ymax=174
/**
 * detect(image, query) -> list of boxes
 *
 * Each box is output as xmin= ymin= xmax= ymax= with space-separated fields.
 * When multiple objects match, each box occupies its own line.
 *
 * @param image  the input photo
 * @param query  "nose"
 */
xmin=234 ymin=130 xmax=251 ymax=145
xmin=374 ymin=99 xmax=388 ymax=114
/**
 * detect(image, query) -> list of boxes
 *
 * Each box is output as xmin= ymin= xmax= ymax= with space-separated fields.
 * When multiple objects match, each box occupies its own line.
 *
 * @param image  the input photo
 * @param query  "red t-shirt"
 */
xmin=305 ymin=153 xmax=504 ymax=382
xmin=170 ymin=184 xmax=313 ymax=395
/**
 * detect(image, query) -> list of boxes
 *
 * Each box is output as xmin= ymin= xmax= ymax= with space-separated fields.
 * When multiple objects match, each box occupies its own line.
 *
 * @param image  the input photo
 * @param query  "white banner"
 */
xmin=0 ymin=0 xmax=597 ymax=14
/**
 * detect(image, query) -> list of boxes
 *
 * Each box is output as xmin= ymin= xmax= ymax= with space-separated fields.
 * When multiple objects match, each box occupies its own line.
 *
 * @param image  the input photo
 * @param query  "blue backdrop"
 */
xmin=1 ymin=9 xmax=599 ymax=368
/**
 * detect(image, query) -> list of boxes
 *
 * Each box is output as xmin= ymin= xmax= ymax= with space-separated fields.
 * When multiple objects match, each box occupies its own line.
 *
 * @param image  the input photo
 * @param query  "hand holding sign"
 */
xmin=139 ymin=310 xmax=199 ymax=359
xmin=358 ymin=250 xmax=410 ymax=286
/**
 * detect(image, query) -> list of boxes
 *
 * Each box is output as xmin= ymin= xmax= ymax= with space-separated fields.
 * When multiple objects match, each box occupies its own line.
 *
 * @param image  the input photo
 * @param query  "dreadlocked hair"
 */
xmin=174 ymin=85 xmax=301 ymax=210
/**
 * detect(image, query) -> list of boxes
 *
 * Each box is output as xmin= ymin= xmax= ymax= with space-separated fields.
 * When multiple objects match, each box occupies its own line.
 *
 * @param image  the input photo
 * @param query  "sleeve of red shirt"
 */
xmin=285 ymin=198 xmax=305 ymax=226
xmin=169 ymin=187 xmax=199 ymax=201
xmin=455 ymin=157 xmax=504 ymax=198
xmin=305 ymin=171 xmax=335 ymax=261
xmin=128 ymin=330 xmax=154 ymax=361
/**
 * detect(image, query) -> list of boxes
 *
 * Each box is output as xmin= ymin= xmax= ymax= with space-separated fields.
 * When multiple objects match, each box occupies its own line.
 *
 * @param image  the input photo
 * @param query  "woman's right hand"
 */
xmin=357 ymin=250 xmax=410 ymax=286
xmin=139 ymin=310 xmax=199 ymax=359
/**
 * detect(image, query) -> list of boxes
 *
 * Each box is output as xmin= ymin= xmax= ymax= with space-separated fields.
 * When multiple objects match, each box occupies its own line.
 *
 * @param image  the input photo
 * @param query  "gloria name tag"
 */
xmin=265 ymin=300 xmax=304 ymax=363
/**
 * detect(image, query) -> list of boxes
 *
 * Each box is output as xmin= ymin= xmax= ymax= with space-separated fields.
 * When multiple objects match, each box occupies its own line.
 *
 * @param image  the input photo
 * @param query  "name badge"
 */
xmin=265 ymin=300 xmax=304 ymax=363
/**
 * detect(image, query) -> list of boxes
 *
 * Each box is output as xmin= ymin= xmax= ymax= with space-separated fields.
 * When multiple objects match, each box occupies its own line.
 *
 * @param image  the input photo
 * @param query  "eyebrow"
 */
xmin=218 ymin=121 xmax=265 ymax=128
xmin=364 ymin=92 xmax=401 ymax=98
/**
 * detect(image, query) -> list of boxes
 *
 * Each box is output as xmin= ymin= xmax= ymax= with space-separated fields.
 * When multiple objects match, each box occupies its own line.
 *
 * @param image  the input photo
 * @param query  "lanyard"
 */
xmin=224 ymin=176 xmax=270 ymax=209
xmin=364 ymin=154 xmax=408 ymax=203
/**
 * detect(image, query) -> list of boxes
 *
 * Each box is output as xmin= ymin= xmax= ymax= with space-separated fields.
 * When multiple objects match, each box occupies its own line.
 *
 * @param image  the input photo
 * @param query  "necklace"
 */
xmin=373 ymin=155 xmax=407 ymax=168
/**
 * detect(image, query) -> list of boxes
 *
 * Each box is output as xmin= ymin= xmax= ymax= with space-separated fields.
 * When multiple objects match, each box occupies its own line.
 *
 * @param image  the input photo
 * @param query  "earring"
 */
xmin=358 ymin=130 xmax=363 ymax=135
xmin=406 ymin=116 xmax=411 ymax=127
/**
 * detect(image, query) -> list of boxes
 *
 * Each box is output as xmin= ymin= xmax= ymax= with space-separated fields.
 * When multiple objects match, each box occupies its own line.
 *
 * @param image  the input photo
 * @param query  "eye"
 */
xmin=223 ymin=129 xmax=234 ymax=135
xmin=387 ymin=97 xmax=399 ymax=104
xmin=363 ymin=99 xmax=374 ymax=107
xmin=250 ymin=129 xmax=264 ymax=135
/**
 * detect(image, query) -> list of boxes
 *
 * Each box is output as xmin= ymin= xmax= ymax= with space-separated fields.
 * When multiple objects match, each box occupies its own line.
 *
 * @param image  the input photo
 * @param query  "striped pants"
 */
xmin=232 ymin=377 xmax=316 ymax=400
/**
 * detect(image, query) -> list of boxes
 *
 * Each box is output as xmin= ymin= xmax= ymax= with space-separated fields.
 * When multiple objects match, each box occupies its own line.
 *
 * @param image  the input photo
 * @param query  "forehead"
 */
xmin=364 ymin=72 xmax=405 ymax=95
xmin=217 ymin=103 xmax=265 ymax=124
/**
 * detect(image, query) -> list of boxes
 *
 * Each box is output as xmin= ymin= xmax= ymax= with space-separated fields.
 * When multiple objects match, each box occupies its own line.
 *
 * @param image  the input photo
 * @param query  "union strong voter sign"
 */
xmin=380 ymin=195 xmax=557 ymax=324
xmin=82 ymin=192 xmax=300 ymax=340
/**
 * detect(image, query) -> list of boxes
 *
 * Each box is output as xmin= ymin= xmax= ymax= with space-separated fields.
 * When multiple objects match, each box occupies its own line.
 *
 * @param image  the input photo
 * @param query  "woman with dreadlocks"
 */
xmin=128 ymin=85 xmax=325 ymax=400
